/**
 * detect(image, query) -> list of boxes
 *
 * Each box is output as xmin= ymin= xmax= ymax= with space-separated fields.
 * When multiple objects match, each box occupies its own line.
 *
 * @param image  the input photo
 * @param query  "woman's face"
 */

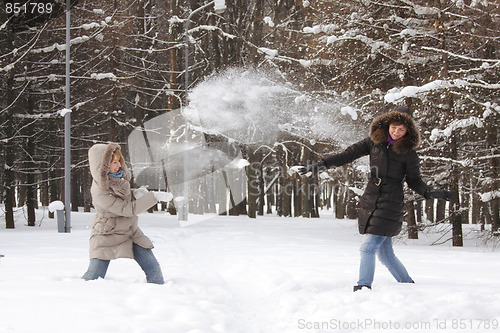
xmin=109 ymin=156 xmax=121 ymax=174
xmin=389 ymin=123 xmax=407 ymax=141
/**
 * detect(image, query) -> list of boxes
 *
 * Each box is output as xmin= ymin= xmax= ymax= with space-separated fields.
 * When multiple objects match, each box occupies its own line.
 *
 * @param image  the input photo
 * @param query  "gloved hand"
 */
xmin=297 ymin=160 xmax=327 ymax=177
xmin=133 ymin=186 xmax=149 ymax=199
xmin=153 ymin=191 xmax=173 ymax=203
xmin=424 ymin=188 xmax=453 ymax=201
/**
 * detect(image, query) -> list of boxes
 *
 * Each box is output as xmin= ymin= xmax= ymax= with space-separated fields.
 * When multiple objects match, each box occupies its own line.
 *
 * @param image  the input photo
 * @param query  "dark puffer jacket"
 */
xmin=322 ymin=111 xmax=429 ymax=236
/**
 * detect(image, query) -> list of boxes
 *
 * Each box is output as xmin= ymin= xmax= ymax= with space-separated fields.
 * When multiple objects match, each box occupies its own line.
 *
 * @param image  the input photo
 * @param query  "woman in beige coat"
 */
xmin=82 ymin=142 xmax=171 ymax=284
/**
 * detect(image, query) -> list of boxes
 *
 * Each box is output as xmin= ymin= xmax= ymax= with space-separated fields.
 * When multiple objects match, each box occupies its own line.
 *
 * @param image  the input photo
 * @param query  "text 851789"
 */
xmin=5 ymin=2 xmax=53 ymax=15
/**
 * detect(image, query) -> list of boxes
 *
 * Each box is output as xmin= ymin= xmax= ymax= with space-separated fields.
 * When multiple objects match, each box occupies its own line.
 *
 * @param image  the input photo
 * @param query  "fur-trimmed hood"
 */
xmin=88 ymin=143 xmax=131 ymax=196
xmin=369 ymin=110 xmax=421 ymax=154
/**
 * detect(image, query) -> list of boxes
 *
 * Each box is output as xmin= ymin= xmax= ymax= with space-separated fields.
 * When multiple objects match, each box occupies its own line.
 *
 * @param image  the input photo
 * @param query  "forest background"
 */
xmin=0 ymin=0 xmax=498 ymax=247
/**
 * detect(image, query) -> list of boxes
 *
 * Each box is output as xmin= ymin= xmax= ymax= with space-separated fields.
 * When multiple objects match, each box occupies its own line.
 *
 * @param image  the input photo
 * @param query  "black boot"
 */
xmin=353 ymin=285 xmax=371 ymax=292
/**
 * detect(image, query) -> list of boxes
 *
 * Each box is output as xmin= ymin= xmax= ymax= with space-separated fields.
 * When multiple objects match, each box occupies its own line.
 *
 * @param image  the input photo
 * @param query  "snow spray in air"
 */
xmin=184 ymin=67 xmax=361 ymax=145
xmin=127 ymin=67 xmax=361 ymax=225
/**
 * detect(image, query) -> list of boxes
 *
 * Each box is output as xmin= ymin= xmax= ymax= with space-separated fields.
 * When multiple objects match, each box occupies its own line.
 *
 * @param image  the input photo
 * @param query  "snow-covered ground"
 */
xmin=1 ymin=209 xmax=499 ymax=333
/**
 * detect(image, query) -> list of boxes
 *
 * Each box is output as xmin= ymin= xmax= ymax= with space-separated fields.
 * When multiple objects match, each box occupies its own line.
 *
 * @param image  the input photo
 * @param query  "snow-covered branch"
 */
xmin=429 ymin=117 xmax=484 ymax=141
xmin=419 ymin=155 xmax=470 ymax=167
xmin=188 ymin=25 xmax=236 ymax=40
xmin=385 ymin=79 xmax=469 ymax=103
xmin=0 ymin=25 xmax=46 ymax=72
xmin=421 ymin=46 xmax=500 ymax=64
xmin=479 ymin=191 xmax=500 ymax=202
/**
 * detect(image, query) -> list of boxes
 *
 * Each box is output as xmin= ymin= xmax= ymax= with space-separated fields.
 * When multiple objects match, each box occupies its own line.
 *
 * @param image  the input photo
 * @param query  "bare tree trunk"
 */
xmin=415 ymin=200 xmax=422 ymax=223
xmin=40 ymin=172 xmax=49 ymax=207
xmin=218 ymin=170 xmax=227 ymax=215
xmin=438 ymin=19 xmax=462 ymax=245
xmin=335 ymin=185 xmax=345 ymax=219
xmin=486 ymin=117 xmax=499 ymax=232
xmin=250 ymin=0 xmax=264 ymax=63
xmin=425 ymin=199 xmax=434 ymax=222
xmin=168 ymin=0 xmax=180 ymax=111
xmin=406 ymin=200 xmax=418 ymax=239
xmin=83 ymin=168 xmax=92 ymax=212
xmin=4 ymin=132 xmax=16 ymax=228
xmin=71 ymin=150 xmax=80 ymax=212
xmin=312 ymin=184 xmax=320 ymax=218
xmin=234 ymin=169 xmax=247 ymax=215
xmin=26 ymin=136 xmax=36 ymax=226
xmin=436 ymin=199 xmax=446 ymax=222
xmin=4 ymin=170 xmax=15 ymax=229
xmin=257 ymin=156 xmax=265 ymax=216
xmin=247 ymin=149 xmax=258 ymax=218
xmin=450 ymin=134 xmax=463 ymax=247
xmin=48 ymin=169 xmax=58 ymax=219
xmin=301 ymin=178 xmax=311 ymax=218
xmin=293 ymin=178 xmax=300 ymax=217
xmin=299 ymin=145 xmax=311 ymax=218
xmin=279 ymin=145 xmax=292 ymax=217
xmin=471 ymin=175 xmax=480 ymax=224
xmin=3 ymin=32 xmax=16 ymax=228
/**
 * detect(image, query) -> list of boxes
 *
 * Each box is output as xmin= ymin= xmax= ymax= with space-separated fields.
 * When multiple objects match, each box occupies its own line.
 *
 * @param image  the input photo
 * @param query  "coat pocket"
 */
xmin=93 ymin=217 xmax=117 ymax=234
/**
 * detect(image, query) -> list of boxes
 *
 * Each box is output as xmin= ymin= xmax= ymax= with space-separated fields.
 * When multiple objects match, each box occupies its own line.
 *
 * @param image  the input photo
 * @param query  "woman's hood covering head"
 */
xmin=369 ymin=108 xmax=421 ymax=154
xmin=88 ymin=143 xmax=131 ymax=191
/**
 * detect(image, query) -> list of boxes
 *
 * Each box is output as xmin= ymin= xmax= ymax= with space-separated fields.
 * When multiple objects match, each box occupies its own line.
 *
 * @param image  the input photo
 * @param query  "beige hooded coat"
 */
xmin=88 ymin=143 xmax=157 ymax=260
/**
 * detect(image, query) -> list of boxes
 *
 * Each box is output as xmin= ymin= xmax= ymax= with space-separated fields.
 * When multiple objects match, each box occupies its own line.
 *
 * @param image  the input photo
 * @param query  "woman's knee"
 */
xmin=360 ymin=234 xmax=385 ymax=254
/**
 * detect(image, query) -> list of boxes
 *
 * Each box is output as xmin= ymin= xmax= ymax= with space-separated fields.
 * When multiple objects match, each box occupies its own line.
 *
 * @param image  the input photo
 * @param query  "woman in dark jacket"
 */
xmin=299 ymin=106 xmax=452 ymax=291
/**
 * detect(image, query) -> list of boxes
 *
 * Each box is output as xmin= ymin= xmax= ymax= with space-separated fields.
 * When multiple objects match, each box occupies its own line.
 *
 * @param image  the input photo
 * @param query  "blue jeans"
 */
xmin=357 ymin=234 xmax=413 ymax=287
xmin=82 ymin=244 xmax=164 ymax=284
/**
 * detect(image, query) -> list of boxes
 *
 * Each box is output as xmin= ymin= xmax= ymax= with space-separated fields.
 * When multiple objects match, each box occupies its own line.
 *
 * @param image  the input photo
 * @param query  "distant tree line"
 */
xmin=1 ymin=0 xmax=498 ymax=246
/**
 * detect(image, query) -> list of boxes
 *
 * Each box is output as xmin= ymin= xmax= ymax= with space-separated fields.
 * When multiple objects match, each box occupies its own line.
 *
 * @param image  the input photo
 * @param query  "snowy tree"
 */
xmin=1 ymin=0 xmax=498 ymax=241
